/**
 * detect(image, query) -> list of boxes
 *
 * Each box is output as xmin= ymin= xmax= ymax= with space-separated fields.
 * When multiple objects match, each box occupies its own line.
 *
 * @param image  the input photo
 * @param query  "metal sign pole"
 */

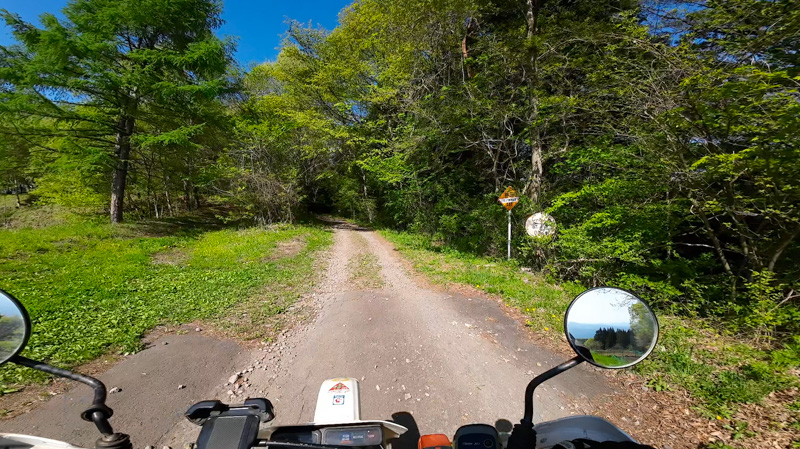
xmin=498 ymin=186 xmax=519 ymax=261
xmin=507 ymin=209 xmax=511 ymax=260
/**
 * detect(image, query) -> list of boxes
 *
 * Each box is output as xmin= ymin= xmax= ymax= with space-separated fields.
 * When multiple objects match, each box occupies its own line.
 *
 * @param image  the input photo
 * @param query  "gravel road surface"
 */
xmin=0 ymin=222 xmax=615 ymax=448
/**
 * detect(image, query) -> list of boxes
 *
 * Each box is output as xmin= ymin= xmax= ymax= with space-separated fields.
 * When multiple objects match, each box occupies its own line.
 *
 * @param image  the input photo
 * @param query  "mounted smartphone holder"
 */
xmin=186 ymin=398 xmax=275 ymax=449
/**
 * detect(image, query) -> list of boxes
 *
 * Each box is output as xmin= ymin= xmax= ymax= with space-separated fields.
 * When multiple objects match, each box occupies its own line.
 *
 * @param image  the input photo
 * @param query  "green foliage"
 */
xmin=702 ymin=442 xmax=734 ymax=449
xmin=635 ymin=317 xmax=799 ymax=418
xmin=646 ymin=376 xmax=670 ymax=392
xmin=0 ymin=0 xmax=236 ymax=222
xmin=0 ymin=214 xmax=332 ymax=386
xmin=1 ymin=0 xmax=797 ymax=429
xmin=251 ymin=0 xmax=800 ymax=342
xmin=0 ymin=133 xmax=32 ymax=200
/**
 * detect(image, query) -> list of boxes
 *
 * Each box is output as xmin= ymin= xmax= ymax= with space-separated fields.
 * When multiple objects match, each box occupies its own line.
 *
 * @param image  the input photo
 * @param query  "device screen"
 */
xmin=456 ymin=433 xmax=498 ymax=449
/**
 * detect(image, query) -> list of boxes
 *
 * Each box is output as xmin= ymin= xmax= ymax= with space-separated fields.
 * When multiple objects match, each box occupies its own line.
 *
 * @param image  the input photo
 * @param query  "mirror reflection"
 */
xmin=0 ymin=291 xmax=29 ymax=364
xmin=565 ymin=288 xmax=658 ymax=368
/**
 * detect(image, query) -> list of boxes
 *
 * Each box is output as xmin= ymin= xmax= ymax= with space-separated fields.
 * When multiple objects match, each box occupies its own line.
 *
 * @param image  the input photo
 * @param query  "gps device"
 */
xmin=454 ymin=424 xmax=500 ymax=449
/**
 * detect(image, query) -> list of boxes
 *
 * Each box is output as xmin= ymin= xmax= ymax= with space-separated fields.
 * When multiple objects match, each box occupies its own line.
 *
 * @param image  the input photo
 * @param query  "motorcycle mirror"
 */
xmin=0 ymin=289 xmax=31 ymax=365
xmin=564 ymin=287 xmax=658 ymax=369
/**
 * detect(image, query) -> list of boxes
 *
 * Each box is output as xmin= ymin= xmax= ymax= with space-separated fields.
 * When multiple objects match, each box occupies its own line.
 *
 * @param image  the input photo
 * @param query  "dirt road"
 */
xmin=0 ymin=223 xmax=615 ymax=447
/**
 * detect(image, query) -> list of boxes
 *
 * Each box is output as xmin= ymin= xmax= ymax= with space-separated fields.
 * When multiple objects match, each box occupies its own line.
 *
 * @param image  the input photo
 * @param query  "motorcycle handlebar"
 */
xmin=11 ymin=356 xmax=115 ymax=435
xmin=522 ymin=356 xmax=583 ymax=425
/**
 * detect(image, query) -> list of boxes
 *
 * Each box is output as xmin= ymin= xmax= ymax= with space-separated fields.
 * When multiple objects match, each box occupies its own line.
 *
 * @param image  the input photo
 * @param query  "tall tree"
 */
xmin=0 ymin=0 xmax=234 ymax=222
xmin=0 ymin=128 xmax=32 ymax=207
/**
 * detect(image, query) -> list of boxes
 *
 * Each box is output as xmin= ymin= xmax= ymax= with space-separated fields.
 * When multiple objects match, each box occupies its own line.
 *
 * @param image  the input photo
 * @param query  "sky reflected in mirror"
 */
xmin=566 ymin=288 xmax=657 ymax=368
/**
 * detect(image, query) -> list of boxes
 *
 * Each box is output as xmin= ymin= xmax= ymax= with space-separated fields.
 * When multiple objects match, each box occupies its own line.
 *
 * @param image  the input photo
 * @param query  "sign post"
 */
xmin=508 ymin=209 xmax=511 ymax=260
xmin=498 ymin=186 xmax=519 ymax=260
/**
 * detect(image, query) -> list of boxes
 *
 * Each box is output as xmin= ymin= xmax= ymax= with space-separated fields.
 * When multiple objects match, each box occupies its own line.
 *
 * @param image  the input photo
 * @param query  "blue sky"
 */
xmin=0 ymin=0 xmax=353 ymax=67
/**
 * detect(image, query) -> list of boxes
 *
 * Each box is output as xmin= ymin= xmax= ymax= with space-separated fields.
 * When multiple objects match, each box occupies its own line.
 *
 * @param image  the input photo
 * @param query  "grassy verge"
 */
xmin=380 ymin=230 xmax=581 ymax=333
xmin=348 ymin=233 xmax=384 ymax=289
xmin=0 ymin=212 xmax=332 ymax=388
xmin=0 ymin=195 xmax=19 ymax=208
xmin=380 ymin=230 xmax=800 ymax=428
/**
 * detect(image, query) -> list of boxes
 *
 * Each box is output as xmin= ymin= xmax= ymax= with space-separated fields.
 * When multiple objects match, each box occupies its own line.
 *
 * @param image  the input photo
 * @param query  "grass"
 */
xmin=0 ymin=195 xmax=20 ymax=208
xmin=348 ymin=233 xmax=384 ymax=289
xmin=636 ymin=318 xmax=800 ymax=419
xmin=0 ymin=209 xmax=333 ymax=388
xmin=591 ymin=353 xmax=627 ymax=366
xmin=349 ymin=252 xmax=383 ymax=289
xmin=380 ymin=229 xmax=800 ymax=424
xmin=379 ymin=230 xmax=581 ymax=334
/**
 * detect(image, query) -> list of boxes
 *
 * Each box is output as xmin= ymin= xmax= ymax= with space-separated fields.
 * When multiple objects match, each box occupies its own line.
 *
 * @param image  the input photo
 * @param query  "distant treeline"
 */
xmin=586 ymin=328 xmax=635 ymax=352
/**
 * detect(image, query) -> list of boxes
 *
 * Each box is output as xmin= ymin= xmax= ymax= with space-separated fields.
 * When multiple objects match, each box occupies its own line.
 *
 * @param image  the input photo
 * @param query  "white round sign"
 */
xmin=525 ymin=213 xmax=556 ymax=237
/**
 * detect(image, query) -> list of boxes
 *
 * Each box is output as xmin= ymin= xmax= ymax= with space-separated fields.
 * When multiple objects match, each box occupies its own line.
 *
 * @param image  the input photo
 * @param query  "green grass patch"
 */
xmin=348 ymin=233 xmax=384 ymax=289
xmin=0 ymin=195 xmax=20 ymax=208
xmin=0 ymin=214 xmax=332 ymax=387
xmin=380 ymin=230 xmax=581 ymax=334
xmin=381 ymin=229 xmax=800 ymax=419
xmin=591 ymin=353 xmax=627 ymax=366
xmin=348 ymin=252 xmax=384 ymax=289
xmin=635 ymin=319 xmax=800 ymax=418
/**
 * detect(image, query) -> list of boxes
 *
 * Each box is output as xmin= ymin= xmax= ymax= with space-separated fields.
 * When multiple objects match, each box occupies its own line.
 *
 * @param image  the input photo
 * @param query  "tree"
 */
xmin=630 ymin=302 xmax=655 ymax=351
xmin=0 ymin=129 xmax=32 ymax=207
xmin=0 ymin=0 xmax=234 ymax=222
xmin=0 ymin=314 xmax=24 ymax=360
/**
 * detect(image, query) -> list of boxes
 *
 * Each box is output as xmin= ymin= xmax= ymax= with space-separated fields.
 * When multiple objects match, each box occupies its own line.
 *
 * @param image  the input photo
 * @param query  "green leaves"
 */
xmin=0 ymin=0 xmax=235 ymax=221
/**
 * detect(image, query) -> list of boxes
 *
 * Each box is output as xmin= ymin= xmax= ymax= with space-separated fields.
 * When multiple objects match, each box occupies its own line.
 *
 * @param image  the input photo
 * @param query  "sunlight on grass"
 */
xmin=0 ymin=217 xmax=332 ymax=387
xmin=380 ymin=229 xmax=581 ymax=334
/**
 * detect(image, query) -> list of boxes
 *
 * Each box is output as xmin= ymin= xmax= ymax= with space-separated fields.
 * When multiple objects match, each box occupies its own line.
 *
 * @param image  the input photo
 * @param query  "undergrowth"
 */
xmin=0 ymin=212 xmax=332 ymax=388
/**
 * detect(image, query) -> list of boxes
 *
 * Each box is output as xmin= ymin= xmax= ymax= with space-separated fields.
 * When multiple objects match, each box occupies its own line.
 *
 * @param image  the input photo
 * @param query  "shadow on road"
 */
xmin=314 ymin=215 xmax=372 ymax=232
xmin=390 ymin=411 xmax=421 ymax=449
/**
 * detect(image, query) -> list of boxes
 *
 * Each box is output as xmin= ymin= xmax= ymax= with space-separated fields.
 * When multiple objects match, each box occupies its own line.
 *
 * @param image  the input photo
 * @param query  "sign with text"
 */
xmin=498 ymin=186 xmax=519 ymax=211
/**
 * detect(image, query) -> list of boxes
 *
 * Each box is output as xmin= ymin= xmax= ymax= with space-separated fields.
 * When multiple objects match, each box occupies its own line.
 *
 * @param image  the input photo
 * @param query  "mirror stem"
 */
xmin=11 ymin=355 xmax=115 ymax=435
xmin=522 ymin=356 xmax=583 ymax=426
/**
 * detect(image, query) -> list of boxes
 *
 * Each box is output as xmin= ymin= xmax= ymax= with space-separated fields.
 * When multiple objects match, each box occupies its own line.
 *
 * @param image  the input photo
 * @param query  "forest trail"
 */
xmin=164 ymin=221 xmax=617 ymax=444
xmin=0 ymin=221 xmax=618 ymax=447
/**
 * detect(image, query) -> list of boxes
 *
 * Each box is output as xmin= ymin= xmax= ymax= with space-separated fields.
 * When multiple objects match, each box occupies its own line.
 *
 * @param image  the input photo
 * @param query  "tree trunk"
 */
xmin=529 ymin=115 xmax=543 ymax=203
xmin=525 ymin=0 xmax=543 ymax=204
xmin=692 ymin=199 xmax=734 ymax=276
xmin=163 ymin=174 xmax=173 ymax=216
xmin=461 ymin=18 xmax=477 ymax=78
xmin=164 ymin=190 xmax=173 ymax=216
xmin=110 ymin=114 xmax=135 ymax=224
xmin=768 ymin=226 xmax=800 ymax=272
xmin=14 ymin=180 xmax=21 ymax=208
xmin=526 ymin=0 xmax=538 ymax=40
xmin=183 ymin=180 xmax=191 ymax=210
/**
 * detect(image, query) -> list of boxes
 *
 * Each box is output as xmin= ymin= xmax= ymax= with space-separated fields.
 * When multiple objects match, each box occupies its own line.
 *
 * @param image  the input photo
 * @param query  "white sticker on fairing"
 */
xmin=333 ymin=394 xmax=345 ymax=405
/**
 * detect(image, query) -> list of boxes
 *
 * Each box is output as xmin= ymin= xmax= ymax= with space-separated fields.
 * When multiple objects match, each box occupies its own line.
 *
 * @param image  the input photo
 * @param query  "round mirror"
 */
xmin=0 ymin=290 xmax=31 ymax=364
xmin=564 ymin=287 xmax=658 ymax=369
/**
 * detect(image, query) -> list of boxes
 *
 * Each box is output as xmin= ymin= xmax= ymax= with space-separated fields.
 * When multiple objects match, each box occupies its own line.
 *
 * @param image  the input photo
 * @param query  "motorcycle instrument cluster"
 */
xmin=271 ymin=425 xmax=383 ymax=448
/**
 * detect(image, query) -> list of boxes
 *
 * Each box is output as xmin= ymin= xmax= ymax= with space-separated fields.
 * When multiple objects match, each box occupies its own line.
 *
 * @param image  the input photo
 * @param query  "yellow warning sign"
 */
xmin=498 ymin=186 xmax=519 ymax=211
